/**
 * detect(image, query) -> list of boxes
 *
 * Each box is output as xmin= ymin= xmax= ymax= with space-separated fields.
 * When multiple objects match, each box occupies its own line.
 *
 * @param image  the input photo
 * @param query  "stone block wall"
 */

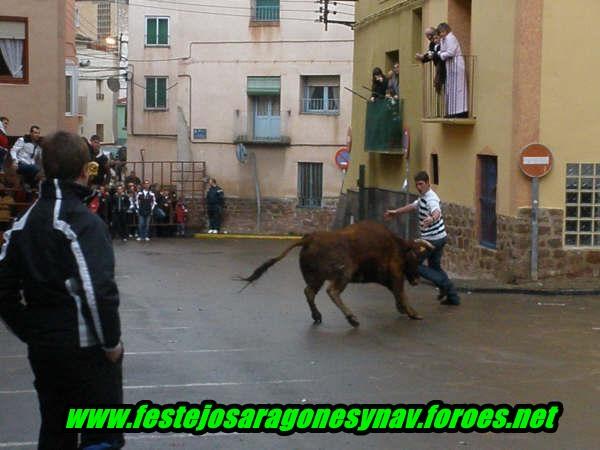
xmin=219 ymin=197 xmax=338 ymax=235
xmin=334 ymin=189 xmax=600 ymax=281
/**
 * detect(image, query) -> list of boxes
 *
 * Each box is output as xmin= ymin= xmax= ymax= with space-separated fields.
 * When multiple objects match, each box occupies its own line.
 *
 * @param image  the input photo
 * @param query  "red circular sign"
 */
xmin=519 ymin=143 xmax=553 ymax=178
xmin=335 ymin=147 xmax=350 ymax=171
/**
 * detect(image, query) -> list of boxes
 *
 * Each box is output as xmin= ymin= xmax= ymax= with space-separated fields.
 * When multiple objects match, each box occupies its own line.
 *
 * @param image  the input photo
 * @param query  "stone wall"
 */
xmin=334 ymin=188 xmax=600 ymax=281
xmin=220 ymin=197 xmax=338 ymax=235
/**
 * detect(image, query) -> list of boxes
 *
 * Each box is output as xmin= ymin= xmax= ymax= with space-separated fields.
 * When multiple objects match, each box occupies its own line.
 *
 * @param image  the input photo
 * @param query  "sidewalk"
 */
xmin=193 ymin=233 xmax=599 ymax=296
xmin=451 ymin=275 xmax=600 ymax=297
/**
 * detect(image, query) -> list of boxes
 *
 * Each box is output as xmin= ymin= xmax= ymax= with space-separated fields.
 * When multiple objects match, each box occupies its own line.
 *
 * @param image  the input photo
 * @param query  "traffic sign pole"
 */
xmin=518 ymin=143 xmax=553 ymax=281
xmin=531 ymin=177 xmax=539 ymax=281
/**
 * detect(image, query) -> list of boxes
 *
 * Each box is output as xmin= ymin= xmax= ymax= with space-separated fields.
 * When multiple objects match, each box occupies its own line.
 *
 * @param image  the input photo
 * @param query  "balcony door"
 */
xmin=254 ymin=96 xmax=280 ymax=140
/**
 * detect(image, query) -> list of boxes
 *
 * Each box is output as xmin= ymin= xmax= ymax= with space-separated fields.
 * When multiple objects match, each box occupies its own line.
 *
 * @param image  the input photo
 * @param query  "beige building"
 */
xmin=127 ymin=0 xmax=354 ymax=232
xmin=75 ymin=0 xmax=129 ymax=143
xmin=0 ymin=0 xmax=78 ymax=136
xmin=339 ymin=0 xmax=600 ymax=280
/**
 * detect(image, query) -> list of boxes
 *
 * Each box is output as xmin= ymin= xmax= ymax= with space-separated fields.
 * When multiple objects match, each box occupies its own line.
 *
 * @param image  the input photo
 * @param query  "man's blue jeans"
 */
xmin=138 ymin=214 xmax=150 ymax=239
xmin=418 ymin=237 xmax=460 ymax=304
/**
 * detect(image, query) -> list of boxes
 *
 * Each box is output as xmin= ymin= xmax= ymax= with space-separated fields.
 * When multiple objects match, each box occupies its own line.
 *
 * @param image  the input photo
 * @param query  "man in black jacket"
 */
xmin=0 ymin=131 xmax=124 ymax=449
xmin=206 ymin=178 xmax=224 ymax=233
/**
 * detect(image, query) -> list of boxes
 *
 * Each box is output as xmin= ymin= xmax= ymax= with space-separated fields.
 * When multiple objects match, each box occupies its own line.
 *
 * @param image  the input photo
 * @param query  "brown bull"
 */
xmin=240 ymin=221 xmax=433 ymax=327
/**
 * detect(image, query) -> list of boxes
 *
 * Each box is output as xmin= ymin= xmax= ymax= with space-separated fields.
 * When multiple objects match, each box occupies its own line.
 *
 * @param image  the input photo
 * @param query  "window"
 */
xmin=478 ymin=155 xmax=497 ymax=249
xmin=253 ymin=0 xmax=280 ymax=21
xmin=564 ymin=163 xmax=600 ymax=247
xmin=65 ymin=65 xmax=78 ymax=115
xmin=96 ymin=124 xmax=104 ymax=141
xmin=146 ymin=17 xmax=169 ymax=46
xmin=301 ymin=76 xmax=340 ymax=114
xmin=385 ymin=50 xmax=399 ymax=72
xmin=431 ymin=153 xmax=439 ymax=185
xmin=145 ymin=77 xmax=168 ymax=110
xmin=0 ymin=17 xmax=28 ymax=83
xmin=412 ymin=8 xmax=423 ymax=56
xmin=298 ymin=162 xmax=323 ymax=208
xmin=96 ymin=79 xmax=104 ymax=100
xmin=97 ymin=2 xmax=111 ymax=41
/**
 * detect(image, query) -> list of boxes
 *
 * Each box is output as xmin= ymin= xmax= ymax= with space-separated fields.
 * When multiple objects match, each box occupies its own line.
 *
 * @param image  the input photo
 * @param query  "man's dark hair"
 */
xmin=414 ymin=171 xmax=430 ymax=183
xmin=437 ymin=22 xmax=451 ymax=33
xmin=90 ymin=134 xmax=101 ymax=142
xmin=30 ymin=125 xmax=40 ymax=133
xmin=0 ymin=116 xmax=8 ymax=122
xmin=42 ymin=131 xmax=90 ymax=181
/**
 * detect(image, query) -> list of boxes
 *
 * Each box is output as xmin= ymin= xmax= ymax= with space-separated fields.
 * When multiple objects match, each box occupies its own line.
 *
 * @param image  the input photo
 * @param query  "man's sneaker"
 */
xmin=437 ymin=288 xmax=448 ymax=301
xmin=145 ymin=237 xmax=150 ymax=241
xmin=441 ymin=297 xmax=460 ymax=306
xmin=136 ymin=237 xmax=142 ymax=241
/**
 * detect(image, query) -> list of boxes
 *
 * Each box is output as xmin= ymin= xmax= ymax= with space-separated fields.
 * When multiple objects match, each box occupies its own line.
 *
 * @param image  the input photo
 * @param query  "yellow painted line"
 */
xmin=194 ymin=233 xmax=302 ymax=240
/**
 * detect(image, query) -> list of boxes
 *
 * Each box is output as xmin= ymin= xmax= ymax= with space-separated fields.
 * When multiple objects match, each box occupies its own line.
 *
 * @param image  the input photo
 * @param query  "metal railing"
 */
xmin=423 ymin=55 xmax=476 ymax=120
xmin=302 ymin=97 xmax=339 ymax=113
xmin=233 ymin=112 xmax=291 ymax=145
xmin=254 ymin=4 xmax=280 ymax=21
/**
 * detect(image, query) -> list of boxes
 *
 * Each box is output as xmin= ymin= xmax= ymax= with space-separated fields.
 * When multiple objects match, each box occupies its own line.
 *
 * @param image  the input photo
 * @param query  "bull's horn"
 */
xmin=414 ymin=238 xmax=434 ymax=250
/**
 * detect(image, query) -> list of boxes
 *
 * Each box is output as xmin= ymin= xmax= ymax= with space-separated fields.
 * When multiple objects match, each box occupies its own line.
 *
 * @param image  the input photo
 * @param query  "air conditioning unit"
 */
xmin=96 ymin=93 xmax=105 ymax=101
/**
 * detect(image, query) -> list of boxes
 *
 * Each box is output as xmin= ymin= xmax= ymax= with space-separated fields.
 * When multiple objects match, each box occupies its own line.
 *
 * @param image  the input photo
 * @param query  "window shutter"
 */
xmin=247 ymin=76 xmax=281 ymax=96
xmin=158 ymin=18 xmax=168 ymax=45
xmin=146 ymin=78 xmax=156 ymax=108
xmin=146 ymin=18 xmax=157 ymax=44
xmin=156 ymin=78 xmax=167 ymax=108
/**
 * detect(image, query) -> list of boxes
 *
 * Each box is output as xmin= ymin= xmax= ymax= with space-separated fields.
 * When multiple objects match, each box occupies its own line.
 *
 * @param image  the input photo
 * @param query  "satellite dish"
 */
xmin=236 ymin=143 xmax=248 ymax=164
xmin=107 ymin=77 xmax=120 ymax=92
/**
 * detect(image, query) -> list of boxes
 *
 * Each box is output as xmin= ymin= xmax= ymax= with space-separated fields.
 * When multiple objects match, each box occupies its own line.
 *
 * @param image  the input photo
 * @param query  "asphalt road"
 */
xmin=1 ymin=238 xmax=599 ymax=449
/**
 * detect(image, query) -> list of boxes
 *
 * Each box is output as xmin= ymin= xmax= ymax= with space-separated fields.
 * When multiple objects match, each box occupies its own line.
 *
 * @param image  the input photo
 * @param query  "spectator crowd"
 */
xmin=0 ymin=119 xmax=194 ymax=239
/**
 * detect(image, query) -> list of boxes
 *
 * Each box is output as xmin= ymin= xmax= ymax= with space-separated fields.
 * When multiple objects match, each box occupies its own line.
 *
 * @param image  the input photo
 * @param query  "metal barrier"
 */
xmin=123 ymin=161 xmax=207 ymax=228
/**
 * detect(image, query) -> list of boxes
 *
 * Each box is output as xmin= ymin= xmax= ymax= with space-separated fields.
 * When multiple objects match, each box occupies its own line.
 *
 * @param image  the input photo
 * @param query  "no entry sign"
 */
xmin=519 ymin=143 xmax=553 ymax=178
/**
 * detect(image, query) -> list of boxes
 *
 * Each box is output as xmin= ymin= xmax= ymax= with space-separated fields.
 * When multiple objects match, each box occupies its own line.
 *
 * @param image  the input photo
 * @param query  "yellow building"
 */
xmin=338 ymin=0 xmax=600 ymax=280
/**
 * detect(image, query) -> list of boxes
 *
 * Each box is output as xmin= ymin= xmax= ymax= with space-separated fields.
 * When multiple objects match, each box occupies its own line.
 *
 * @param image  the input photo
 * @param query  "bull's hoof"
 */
xmin=312 ymin=317 xmax=322 ymax=325
xmin=408 ymin=313 xmax=423 ymax=320
xmin=312 ymin=312 xmax=322 ymax=324
xmin=347 ymin=316 xmax=360 ymax=327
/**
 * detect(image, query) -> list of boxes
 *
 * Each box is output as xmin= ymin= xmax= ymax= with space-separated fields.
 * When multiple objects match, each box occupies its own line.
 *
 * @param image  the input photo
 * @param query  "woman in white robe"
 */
xmin=438 ymin=23 xmax=468 ymax=117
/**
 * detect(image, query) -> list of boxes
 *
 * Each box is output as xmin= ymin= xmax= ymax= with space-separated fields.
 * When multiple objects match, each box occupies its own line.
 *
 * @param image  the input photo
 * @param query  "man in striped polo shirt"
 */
xmin=384 ymin=171 xmax=460 ymax=305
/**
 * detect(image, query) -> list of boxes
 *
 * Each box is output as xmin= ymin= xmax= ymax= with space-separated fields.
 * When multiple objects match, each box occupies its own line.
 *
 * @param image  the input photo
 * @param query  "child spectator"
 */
xmin=112 ymin=185 xmax=130 ymax=242
xmin=175 ymin=201 xmax=188 ymax=237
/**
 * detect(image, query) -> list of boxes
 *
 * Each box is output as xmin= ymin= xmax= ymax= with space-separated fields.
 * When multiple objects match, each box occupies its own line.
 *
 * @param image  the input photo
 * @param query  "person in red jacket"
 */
xmin=175 ymin=200 xmax=188 ymax=236
xmin=0 ymin=116 xmax=10 ymax=172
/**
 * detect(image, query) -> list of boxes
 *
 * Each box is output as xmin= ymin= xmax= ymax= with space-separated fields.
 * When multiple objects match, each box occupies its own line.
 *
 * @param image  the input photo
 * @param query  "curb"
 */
xmin=194 ymin=233 xmax=302 ymax=240
xmin=423 ymin=279 xmax=600 ymax=297
xmin=455 ymin=286 xmax=600 ymax=297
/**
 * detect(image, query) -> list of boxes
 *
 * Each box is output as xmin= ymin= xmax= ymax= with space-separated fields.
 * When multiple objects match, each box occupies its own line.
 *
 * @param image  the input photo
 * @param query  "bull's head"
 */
xmin=403 ymin=238 xmax=434 ymax=286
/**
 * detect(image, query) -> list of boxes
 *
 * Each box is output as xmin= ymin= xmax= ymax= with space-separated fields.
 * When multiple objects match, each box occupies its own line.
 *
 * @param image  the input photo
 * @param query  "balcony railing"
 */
xmin=423 ymin=55 xmax=476 ymax=122
xmin=302 ymin=97 xmax=339 ymax=114
xmin=253 ymin=5 xmax=280 ymax=21
xmin=233 ymin=111 xmax=291 ymax=146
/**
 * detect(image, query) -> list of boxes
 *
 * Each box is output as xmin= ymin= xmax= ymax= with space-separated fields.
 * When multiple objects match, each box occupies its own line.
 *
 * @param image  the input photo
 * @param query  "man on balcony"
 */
xmin=437 ymin=22 xmax=468 ymax=118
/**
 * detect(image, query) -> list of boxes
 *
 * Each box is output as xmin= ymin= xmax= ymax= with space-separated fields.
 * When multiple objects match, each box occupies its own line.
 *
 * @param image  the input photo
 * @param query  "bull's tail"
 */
xmin=236 ymin=236 xmax=309 ymax=291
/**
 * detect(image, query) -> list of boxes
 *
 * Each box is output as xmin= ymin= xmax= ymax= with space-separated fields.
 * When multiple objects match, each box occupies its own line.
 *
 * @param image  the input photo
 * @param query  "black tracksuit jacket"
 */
xmin=0 ymin=179 xmax=121 ymax=350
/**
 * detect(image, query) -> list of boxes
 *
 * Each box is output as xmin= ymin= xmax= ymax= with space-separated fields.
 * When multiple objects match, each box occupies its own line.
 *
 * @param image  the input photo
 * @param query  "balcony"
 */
xmin=250 ymin=2 xmax=280 ymax=25
xmin=364 ymin=98 xmax=405 ymax=154
xmin=233 ymin=111 xmax=291 ymax=146
xmin=301 ymin=97 xmax=339 ymax=115
xmin=96 ymin=92 xmax=105 ymax=101
xmin=422 ymin=55 xmax=476 ymax=124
